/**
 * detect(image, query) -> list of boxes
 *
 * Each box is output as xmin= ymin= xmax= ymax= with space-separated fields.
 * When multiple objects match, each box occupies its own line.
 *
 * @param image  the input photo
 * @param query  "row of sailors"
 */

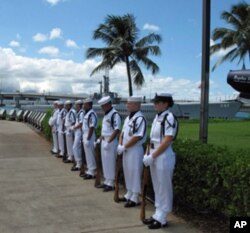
xmin=48 ymin=94 xmax=178 ymax=230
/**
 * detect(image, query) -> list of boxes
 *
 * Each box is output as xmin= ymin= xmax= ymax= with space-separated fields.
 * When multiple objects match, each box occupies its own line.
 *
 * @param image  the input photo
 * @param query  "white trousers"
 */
xmin=72 ymin=130 xmax=82 ymax=168
xmin=58 ymin=132 xmax=65 ymax=155
xmin=101 ymin=137 xmax=118 ymax=187
xmin=52 ymin=130 xmax=59 ymax=153
xmin=150 ymin=147 xmax=175 ymax=225
xmin=66 ymin=131 xmax=74 ymax=160
xmin=83 ymin=132 xmax=96 ymax=176
xmin=123 ymin=145 xmax=144 ymax=203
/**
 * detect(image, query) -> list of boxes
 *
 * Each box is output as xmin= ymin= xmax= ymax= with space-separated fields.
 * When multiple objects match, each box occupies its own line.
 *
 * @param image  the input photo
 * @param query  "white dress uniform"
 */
xmin=49 ymin=108 xmax=59 ymax=154
xmin=121 ymin=111 xmax=146 ymax=203
xmin=72 ymin=108 xmax=84 ymax=168
xmin=64 ymin=107 xmax=76 ymax=161
xmin=82 ymin=108 xmax=98 ymax=176
xmin=57 ymin=107 xmax=67 ymax=156
xmin=149 ymin=109 xmax=177 ymax=225
xmin=101 ymin=108 xmax=121 ymax=187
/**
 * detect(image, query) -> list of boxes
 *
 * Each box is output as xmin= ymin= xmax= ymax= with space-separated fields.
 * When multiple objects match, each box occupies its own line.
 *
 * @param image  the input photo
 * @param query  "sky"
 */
xmin=0 ymin=0 xmax=248 ymax=101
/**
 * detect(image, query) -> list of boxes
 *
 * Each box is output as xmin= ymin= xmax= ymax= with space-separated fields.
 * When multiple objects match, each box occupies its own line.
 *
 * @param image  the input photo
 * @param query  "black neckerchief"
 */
xmin=157 ymin=108 xmax=168 ymax=116
xmin=104 ymin=107 xmax=113 ymax=115
xmin=84 ymin=108 xmax=91 ymax=115
xmin=129 ymin=111 xmax=138 ymax=119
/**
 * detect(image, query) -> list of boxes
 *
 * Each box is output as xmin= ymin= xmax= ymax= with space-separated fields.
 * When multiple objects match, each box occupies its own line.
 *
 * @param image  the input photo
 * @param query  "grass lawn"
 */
xmin=178 ymin=119 xmax=250 ymax=151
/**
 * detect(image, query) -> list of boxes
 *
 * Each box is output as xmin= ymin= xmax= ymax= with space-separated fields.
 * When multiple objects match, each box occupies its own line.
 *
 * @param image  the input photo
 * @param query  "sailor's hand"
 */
xmin=94 ymin=139 xmax=101 ymax=148
xmin=117 ymin=144 xmax=125 ymax=155
xmin=143 ymin=154 xmax=154 ymax=167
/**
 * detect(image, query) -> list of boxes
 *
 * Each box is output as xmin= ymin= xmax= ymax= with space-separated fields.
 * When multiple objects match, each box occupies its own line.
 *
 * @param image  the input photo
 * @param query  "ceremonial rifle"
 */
xmin=79 ymin=139 xmax=86 ymax=177
xmin=94 ymin=140 xmax=102 ymax=187
xmin=140 ymin=144 xmax=150 ymax=221
xmin=114 ymin=151 xmax=123 ymax=203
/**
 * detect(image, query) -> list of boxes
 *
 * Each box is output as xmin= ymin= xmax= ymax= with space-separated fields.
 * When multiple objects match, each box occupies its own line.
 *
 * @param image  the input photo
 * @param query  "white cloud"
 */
xmin=38 ymin=46 xmax=60 ymax=57
xmin=210 ymin=39 xmax=237 ymax=60
xmin=46 ymin=0 xmax=62 ymax=6
xmin=33 ymin=28 xmax=62 ymax=42
xmin=33 ymin=33 xmax=48 ymax=42
xmin=49 ymin=28 xmax=62 ymax=40
xmin=65 ymin=39 xmax=79 ymax=48
xmin=0 ymin=47 xmax=229 ymax=100
xmin=143 ymin=23 xmax=160 ymax=31
xmin=9 ymin=40 xmax=20 ymax=47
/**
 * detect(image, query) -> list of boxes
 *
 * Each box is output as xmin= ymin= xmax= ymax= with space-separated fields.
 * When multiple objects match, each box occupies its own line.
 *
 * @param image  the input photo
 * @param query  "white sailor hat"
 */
xmin=75 ymin=99 xmax=83 ymax=105
xmin=83 ymin=98 xmax=93 ymax=104
xmin=53 ymin=100 xmax=59 ymax=105
xmin=57 ymin=100 xmax=64 ymax=105
xmin=65 ymin=100 xmax=72 ymax=105
xmin=97 ymin=96 xmax=111 ymax=106
xmin=127 ymin=96 xmax=142 ymax=103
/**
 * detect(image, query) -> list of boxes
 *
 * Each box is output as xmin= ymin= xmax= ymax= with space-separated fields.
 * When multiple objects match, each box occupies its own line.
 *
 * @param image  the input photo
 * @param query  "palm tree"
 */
xmin=86 ymin=14 xmax=162 ymax=96
xmin=210 ymin=2 xmax=250 ymax=71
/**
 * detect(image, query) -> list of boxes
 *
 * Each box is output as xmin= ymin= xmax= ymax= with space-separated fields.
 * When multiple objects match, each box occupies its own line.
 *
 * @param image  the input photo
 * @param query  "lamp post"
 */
xmin=199 ymin=0 xmax=210 ymax=144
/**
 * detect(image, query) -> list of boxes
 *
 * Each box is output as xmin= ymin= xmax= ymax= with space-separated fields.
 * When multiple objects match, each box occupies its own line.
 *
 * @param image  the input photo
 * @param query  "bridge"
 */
xmin=0 ymin=92 xmax=89 ymax=107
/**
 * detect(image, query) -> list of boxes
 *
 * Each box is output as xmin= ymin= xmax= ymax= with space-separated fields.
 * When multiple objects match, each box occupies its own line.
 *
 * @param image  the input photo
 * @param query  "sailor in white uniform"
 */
xmin=96 ymin=96 xmax=122 ymax=191
xmin=56 ymin=101 xmax=67 ymax=158
xmin=117 ymin=96 xmax=147 ymax=207
xmin=142 ymin=93 xmax=177 ymax=230
xmin=71 ymin=100 xmax=84 ymax=171
xmin=48 ymin=100 xmax=59 ymax=155
xmin=64 ymin=100 xmax=76 ymax=163
xmin=82 ymin=98 xmax=98 ymax=179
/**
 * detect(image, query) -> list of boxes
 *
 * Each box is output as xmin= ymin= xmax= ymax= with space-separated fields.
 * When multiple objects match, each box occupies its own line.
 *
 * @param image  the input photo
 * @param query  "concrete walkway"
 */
xmin=0 ymin=121 xmax=202 ymax=233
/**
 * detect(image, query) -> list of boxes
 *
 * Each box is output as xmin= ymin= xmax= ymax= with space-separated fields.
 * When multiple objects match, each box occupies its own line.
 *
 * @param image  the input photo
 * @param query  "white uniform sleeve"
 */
xmin=88 ymin=112 xmax=97 ymax=128
xmin=113 ymin=112 xmax=122 ymax=130
xmin=133 ymin=116 xmax=146 ymax=138
xmin=164 ymin=113 xmax=176 ymax=137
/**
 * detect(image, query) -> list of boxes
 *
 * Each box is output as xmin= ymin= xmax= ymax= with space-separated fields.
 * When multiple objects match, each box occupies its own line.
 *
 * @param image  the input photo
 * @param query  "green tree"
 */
xmin=86 ymin=14 xmax=162 ymax=96
xmin=210 ymin=2 xmax=250 ymax=71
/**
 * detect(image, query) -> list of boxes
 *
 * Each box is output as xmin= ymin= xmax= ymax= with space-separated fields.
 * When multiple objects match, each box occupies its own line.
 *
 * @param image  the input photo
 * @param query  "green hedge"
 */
xmin=41 ymin=109 xmax=53 ymax=140
xmin=173 ymin=139 xmax=250 ymax=217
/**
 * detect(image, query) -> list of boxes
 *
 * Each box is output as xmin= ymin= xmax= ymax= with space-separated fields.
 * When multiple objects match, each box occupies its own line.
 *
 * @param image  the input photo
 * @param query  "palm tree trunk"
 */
xmin=125 ymin=56 xmax=133 ymax=96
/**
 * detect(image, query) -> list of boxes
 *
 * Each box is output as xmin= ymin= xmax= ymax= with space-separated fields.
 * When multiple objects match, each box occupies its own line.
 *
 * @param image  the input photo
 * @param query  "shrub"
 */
xmin=173 ymin=139 xmax=249 ymax=217
xmin=41 ymin=109 xmax=53 ymax=140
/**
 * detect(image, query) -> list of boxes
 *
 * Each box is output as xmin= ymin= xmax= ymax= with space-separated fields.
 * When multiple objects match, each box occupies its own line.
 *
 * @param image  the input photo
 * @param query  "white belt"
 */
xmin=150 ymin=141 xmax=161 ymax=149
xmin=101 ymin=135 xmax=111 ymax=141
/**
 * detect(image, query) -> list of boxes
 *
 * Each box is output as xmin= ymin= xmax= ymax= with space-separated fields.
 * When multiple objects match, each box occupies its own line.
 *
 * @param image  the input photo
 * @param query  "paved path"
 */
xmin=0 ymin=120 xmax=202 ymax=233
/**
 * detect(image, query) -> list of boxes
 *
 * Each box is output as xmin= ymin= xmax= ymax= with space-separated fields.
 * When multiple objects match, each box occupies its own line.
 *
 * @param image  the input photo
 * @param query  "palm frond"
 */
xmin=129 ymin=60 xmax=144 ymax=87
xmin=211 ymin=2 xmax=250 ymax=70
xmin=211 ymin=47 xmax=237 ymax=71
xmin=135 ymin=33 xmax=162 ymax=47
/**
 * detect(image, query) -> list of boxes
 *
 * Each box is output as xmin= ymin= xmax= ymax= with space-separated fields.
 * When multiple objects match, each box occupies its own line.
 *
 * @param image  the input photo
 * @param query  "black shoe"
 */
xmin=96 ymin=184 xmax=106 ymax=189
xmin=71 ymin=167 xmax=80 ymax=171
xmin=143 ymin=217 xmax=155 ymax=225
xmin=83 ymin=174 xmax=95 ymax=180
xmin=148 ymin=220 xmax=168 ymax=229
xmin=64 ymin=159 xmax=73 ymax=163
xmin=118 ymin=197 xmax=128 ymax=202
xmin=124 ymin=200 xmax=139 ymax=208
xmin=103 ymin=185 xmax=114 ymax=192
xmin=79 ymin=172 xmax=85 ymax=177
xmin=50 ymin=151 xmax=58 ymax=154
